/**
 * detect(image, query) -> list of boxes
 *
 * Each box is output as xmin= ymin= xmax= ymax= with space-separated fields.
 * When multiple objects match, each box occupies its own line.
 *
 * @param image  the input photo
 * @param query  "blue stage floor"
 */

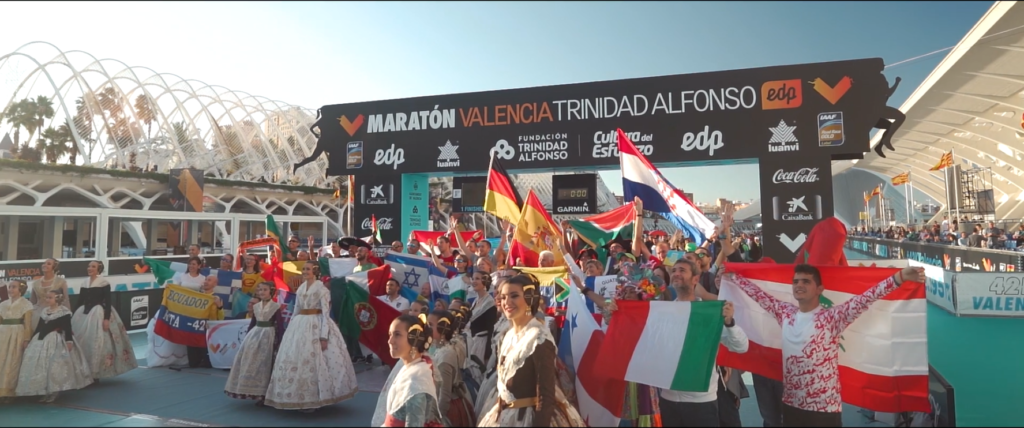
xmin=0 ymin=329 xmax=893 ymax=427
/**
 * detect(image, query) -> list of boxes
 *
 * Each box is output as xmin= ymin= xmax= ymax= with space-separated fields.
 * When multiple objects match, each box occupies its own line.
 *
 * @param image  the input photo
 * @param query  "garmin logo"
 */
xmin=557 ymin=205 xmax=590 ymax=213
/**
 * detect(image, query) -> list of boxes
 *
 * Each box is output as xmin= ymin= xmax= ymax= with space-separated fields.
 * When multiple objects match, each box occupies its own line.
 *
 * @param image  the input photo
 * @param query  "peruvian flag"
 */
xmin=717 ymin=263 xmax=930 ymax=413
xmin=560 ymin=255 xmax=624 ymax=426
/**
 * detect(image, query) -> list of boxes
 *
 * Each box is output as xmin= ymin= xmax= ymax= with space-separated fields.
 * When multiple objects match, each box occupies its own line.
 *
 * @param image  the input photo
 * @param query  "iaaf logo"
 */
xmin=374 ymin=144 xmax=405 ymax=170
xmin=362 ymin=217 xmax=394 ymax=231
xmin=593 ymin=130 xmax=653 ymax=158
xmin=680 ymin=126 xmax=724 ymax=156
xmin=772 ymin=168 xmax=819 ymax=184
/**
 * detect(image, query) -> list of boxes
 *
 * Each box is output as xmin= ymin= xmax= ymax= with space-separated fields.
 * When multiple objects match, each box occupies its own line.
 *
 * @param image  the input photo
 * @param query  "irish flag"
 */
xmin=596 ymin=299 xmax=726 ymax=392
xmin=717 ymin=263 xmax=929 ymax=413
xmin=567 ymin=202 xmax=635 ymax=265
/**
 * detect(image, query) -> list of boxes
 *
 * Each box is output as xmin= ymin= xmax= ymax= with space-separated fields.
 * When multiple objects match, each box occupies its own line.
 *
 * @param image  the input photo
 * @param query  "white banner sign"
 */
xmin=130 ymin=295 xmax=149 ymax=327
xmin=955 ymin=273 xmax=1024 ymax=317
xmin=909 ymin=260 xmax=955 ymax=314
xmin=206 ymin=319 xmax=251 ymax=369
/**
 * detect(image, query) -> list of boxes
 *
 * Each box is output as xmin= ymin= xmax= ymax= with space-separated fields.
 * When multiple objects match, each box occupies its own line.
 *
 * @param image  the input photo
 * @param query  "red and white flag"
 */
xmin=717 ymin=263 xmax=930 ymax=413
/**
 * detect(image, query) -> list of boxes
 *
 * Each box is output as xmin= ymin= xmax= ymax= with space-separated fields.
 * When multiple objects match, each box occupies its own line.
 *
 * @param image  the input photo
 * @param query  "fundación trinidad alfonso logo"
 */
xmin=338 ymin=114 xmax=364 ymax=137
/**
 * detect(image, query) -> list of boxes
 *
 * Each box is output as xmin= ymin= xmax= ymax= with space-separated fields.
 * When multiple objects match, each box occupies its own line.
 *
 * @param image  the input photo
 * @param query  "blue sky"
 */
xmin=0 ymin=1 xmax=993 ymax=203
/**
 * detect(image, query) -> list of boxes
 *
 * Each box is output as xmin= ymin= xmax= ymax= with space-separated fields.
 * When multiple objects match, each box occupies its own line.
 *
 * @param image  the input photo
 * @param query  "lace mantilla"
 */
xmin=496 ymin=318 xmax=554 ymax=404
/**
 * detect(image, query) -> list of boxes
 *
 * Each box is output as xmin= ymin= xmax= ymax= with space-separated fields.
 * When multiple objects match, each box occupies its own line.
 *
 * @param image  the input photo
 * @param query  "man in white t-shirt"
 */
xmin=940 ymin=215 xmax=950 ymax=236
xmin=659 ymin=258 xmax=749 ymax=427
xmin=376 ymin=279 xmax=410 ymax=313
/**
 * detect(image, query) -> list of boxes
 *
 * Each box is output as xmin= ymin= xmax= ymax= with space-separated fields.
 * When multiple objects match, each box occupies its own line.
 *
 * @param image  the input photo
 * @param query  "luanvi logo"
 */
xmin=768 ymin=120 xmax=799 ymax=153
xmin=339 ymin=115 xmax=364 ymax=137
xmin=809 ymin=77 xmax=852 ymax=105
xmin=778 ymin=233 xmax=807 ymax=253
xmin=761 ymin=79 xmax=802 ymax=110
xmin=438 ymin=140 xmax=460 ymax=168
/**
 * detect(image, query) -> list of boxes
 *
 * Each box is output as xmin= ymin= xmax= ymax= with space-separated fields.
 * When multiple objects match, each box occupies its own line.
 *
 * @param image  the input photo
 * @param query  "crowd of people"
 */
xmin=851 ymin=214 xmax=1024 ymax=250
xmin=0 ymin=199 xmax=926 ymax=428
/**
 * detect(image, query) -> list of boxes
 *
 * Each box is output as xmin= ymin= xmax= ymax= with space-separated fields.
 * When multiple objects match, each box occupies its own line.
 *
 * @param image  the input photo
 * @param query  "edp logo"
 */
xmin=681 ymin=126 xmax=724 ymax=156
xmin=373 ymin=144 xmax=405 ymax=170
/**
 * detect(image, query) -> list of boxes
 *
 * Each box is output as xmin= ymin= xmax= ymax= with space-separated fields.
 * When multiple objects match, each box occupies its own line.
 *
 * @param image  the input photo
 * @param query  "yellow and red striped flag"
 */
xmin=891 ymin=172 xmax=910 ymax=186
xmin=929 ymin=151 xmax=953 ymax=171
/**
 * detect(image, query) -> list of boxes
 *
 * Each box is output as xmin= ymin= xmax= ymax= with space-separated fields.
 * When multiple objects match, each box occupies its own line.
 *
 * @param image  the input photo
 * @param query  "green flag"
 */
xmin=143 ymin=257 xmax=177 ymax=286
xmin=266 ymin=214 xmax=290 ymax=259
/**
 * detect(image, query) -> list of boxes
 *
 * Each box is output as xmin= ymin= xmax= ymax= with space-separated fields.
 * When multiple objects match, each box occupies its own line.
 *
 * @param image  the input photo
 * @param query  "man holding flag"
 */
xmin=725 ymin=264 xmax=925 ymax=427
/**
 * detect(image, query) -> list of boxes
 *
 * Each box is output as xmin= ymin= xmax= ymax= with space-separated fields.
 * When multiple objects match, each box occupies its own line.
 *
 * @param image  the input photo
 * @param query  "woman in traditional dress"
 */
xmin=16 ymin=289 xmax=92 ymax=402
xmin=479 ymin=275 xmax=585 ymax=427
xmin=72 ymin=261 xmax=138 ymax=381
xmin=428 ymin=310 xmax=476 ymax=426
xmin=0 ymin=280 xmax=33 ymax=401
xmin=264 ymin=262 xmax=357 ymax=412
xmin=29 ymin=259 xmax=70 ymax=331
xmin=372 ymin=313 xmax=444 ymax=427
xmin=474 ymin=296 xmax=510 ymax=421
xmin=172 ymin=257 xmax=206 ymax=290
xmin=466 ymin=270 xmax=497 ymax=384
xmin=224 ymin=282 xmax=284 ymax=407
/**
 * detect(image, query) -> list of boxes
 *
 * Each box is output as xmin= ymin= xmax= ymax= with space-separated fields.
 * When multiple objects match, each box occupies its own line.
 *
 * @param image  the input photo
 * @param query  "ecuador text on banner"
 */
xmin=154 ymin=285 xmax=221 ymax=347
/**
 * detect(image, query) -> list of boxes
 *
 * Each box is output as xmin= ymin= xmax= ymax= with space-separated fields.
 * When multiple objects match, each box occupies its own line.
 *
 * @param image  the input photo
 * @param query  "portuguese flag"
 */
xmin=483 ymin=153 xmax=523 ymax=223
xmin=331 ymin=265 xmax=401 ymax=367
xmin=266 ymin=214 xmax=290 ymax=259
xmin=567 ymin=202 xmax=636 ymax=264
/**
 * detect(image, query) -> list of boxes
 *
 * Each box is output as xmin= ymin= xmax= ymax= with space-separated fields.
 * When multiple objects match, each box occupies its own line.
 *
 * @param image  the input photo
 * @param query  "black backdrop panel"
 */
xmin=452 ymin=176 xmax=487 ymax=213
xmin=353 ymin=175 xmax=403 ymax=244
xmin=306 ymin=58 xmax=891 ymax=176
xmin=297 ymin=57 xmax=903 ymax=264
xmin=552 ymin=174 xmax=598 ymax=215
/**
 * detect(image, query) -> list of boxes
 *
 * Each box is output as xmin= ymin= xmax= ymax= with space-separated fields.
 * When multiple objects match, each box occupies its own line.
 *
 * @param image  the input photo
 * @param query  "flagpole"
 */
xmin=909 ymin=172 xmax=916 ymax=225
xmin=951 ymin=148 xmax=960 ymax=222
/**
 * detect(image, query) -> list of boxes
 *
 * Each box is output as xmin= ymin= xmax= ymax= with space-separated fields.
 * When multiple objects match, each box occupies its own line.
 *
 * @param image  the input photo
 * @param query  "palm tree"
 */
xmin=57 ymin=120 xmax=76 ymax=164
xmin=35 ymin=126 xmax=66 ymax=164
xmin=134 ymin=94 xmax=156 ymax=141
xmin=5 ymin=98 xmax=34 ymax=148
xmin=30 ymin=95 xmax=55 ymax=144
xmin=16 ymin=142 xmax=42 ymax=162
xmin=74 ymin=96 xmax=96 ymax=162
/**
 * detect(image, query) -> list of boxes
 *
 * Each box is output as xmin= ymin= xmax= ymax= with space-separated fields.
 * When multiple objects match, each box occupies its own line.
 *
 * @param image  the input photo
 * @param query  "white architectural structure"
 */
xmin=0 ymin=42 xmax=329 ymax=188
xmin=833 ymin=1 xmax=1024 ymax=223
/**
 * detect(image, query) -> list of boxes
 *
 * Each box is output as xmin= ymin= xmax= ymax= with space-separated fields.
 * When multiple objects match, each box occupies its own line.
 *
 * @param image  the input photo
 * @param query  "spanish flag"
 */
xmin=509 ymin=190 xmax=565 ymax=267
xmin=483 ymin=153 xmax=523 ymax=223
xmin=891 ymin=172 xmax=910 ymax=186
xmin=930 ymin=151 xmax=953 ymax=171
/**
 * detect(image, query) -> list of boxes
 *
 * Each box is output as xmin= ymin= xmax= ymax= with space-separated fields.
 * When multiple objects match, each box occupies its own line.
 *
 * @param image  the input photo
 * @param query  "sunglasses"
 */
xmin=456 ymin=259 xmax=468 ymax=263
xmin=696 ymin=253 xmax=707 ymax=258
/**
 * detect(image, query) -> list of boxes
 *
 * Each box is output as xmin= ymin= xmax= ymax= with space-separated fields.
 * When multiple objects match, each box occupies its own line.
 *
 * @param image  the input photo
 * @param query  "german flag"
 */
xmin=891 ymin=172 xmax=910 ymax=186
xmin=483 ymin=153 xmax=523 ymax=223
xmin=930 ymin=151 xmax=953 ymax=171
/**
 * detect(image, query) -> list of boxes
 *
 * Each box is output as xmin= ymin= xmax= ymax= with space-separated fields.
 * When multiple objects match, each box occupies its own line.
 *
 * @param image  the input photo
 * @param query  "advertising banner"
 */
xmin=206 ymin=319 xmax=251 ymax=369
xmin=909 ymin=260 xmax=956 ymax=314
xmin=954 ymin=272 xmax=1024 ymax=317
xmin=845 ymin=237 xmax=1023 ymax=272
xmin=353 ymin=174 xmax=402 ymax=244
xmin=552 ymin=174 xmax=597 ymax=215
xmin=401 ymin=174 xmax=430 ymax=241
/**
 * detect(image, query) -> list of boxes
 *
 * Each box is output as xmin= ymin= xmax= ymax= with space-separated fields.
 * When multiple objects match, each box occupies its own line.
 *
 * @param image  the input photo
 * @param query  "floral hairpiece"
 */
xmin=615 ymin=261 xmax=665 ymax=300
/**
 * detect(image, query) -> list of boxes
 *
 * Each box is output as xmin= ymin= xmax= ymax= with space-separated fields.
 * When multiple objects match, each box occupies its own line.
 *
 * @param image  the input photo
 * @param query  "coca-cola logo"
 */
xmin=361 ymin=217 xmax=394 ymax=230
xmin=773 ymin=168 xmax=819 ymax=184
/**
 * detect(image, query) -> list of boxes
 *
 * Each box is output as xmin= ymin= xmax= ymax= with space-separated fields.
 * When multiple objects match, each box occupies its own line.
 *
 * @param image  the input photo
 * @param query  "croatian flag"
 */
xmin=383 ymin=251 xmax=447 ymax=304
xmin=618 ymin=129 xmax=717 ymax=245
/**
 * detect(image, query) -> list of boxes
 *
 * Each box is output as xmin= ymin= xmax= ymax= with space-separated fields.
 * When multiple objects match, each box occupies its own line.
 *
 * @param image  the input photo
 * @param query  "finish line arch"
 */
xmin=297 ymin=58 xmax=903 ymax=263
